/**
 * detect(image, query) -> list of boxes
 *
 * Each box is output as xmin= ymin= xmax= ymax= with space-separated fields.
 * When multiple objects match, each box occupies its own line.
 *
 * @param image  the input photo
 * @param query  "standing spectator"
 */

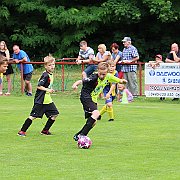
xmin=165 ymin=43 xmax=180 ymax=63
xmin=13 ymin=45 xmax=33 ymax=96
xmin=76 ymin=40 xmax=96 ymax=78
xmin=121 ymin=37 xmax=139 ymax=97
xmin=165 ymin=43 xmax=180 ymax=101
xmin=0 ymin=41 xmax=14 ymax=96
xmin=110 ymin=43 xmax=123 ymax=78
xmin=0 ymin=55 xmax=8 ymax=73
xmin=93 ymin=44 xmax=109 ymax=63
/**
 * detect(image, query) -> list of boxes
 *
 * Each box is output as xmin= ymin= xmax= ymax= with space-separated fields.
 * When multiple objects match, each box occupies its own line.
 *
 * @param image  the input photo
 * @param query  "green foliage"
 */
xmin=1 ymin=0 xmax=180 ymax=61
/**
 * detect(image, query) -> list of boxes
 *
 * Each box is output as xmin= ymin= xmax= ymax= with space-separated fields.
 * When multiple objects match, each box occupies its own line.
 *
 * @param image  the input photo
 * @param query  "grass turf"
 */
xmin=0 ymin=94 xmax=180 ymax=180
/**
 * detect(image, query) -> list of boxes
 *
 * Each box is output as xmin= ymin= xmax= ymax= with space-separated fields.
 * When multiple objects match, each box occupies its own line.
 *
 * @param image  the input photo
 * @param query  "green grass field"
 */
xmin=0 ymin=94 xmax=179 ymax=180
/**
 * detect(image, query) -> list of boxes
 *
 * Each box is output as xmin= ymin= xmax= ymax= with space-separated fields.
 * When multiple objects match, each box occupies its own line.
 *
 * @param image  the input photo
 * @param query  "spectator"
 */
xmin=117 ymin=83 xmax=133 ymax=102
xmin=110 ymin=43 xmax=123 ymax=78
xmin=0 ymin=41 xmax=14 ymax=96
xmin=121 ymin=37 xmax=139 ymax=97
xmin=165 ymin=43 xmax=180 ymax=63
xmin=0 ymin=55 xmax=8 ymax=74
xmin=149 ymin=54 xmax=165 ymax=100
xmin=149 ymin=54 xmax=163 ymax=69
xmin=93 ymin=44 xmax=109 ymax=63
xmin=165 ymin=43 xmax=180 ymax=101
xmin=76 ymin=40 xmax=96 ymax=78
xmin=13 ymin=45 xmax=33 ymax=96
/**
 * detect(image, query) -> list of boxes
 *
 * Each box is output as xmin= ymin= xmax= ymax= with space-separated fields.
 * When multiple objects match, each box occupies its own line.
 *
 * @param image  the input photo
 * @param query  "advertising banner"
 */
xmin=145 ymin=63 xmax=180 ymax=98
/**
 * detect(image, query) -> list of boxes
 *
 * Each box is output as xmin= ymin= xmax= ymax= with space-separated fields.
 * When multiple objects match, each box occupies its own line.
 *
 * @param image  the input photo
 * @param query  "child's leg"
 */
xmin=42 ymin=115 xmax=58 ymax=133
xmin=106 ymin=102 xmax=114 ymax=121
xmin=79 ymin=110 xmax=99 ymax=136
xmin=100 ymin=105 xmax=107 ymax=116
xmin=42 ymin=103 xmax=59 ymax=134
xmin=20 ymin=116 xmax=36 ymax=132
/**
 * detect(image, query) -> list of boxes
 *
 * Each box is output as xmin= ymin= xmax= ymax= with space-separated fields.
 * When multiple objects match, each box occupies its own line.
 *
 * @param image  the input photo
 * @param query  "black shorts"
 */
xmin=30 ymin=102 xmax=59 ymax=118
xmin=23 ymin=72 xmax=33 ymax=81
xmin=80 ymin=97 xmax=97 ymax=119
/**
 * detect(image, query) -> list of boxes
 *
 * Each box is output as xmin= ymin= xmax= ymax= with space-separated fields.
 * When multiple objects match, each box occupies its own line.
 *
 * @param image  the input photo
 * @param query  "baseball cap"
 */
xmin=122 ymin=37 xmax=131 ymax=42
xmin=155 ymin=54 xmax=162 ymax=61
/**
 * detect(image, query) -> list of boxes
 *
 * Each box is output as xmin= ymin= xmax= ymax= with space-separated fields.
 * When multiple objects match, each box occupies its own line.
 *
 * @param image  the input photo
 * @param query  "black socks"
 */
xmin=21 ymin=118 xmax=32 ymax=132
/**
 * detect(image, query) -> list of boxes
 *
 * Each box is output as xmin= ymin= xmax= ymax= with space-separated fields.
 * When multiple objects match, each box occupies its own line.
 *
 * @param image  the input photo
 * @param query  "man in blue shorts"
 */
xmin=13 ymin=45 xmax=34 ymax=96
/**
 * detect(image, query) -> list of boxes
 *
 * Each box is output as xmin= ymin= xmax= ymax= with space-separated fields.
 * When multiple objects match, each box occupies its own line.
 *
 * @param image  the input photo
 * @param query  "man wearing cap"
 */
xmin=121 ymin=37 xmax=139 ymax=97
xmin=149 ymin=54 xmax=163 ymax=69
xmin=76 ymin=40 xmax=96 ymax=78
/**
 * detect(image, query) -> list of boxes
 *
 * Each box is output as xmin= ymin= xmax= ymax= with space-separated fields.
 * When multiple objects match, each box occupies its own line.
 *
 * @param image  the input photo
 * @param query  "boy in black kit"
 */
xmin=17 ymin=55 xmax=59 ymax=137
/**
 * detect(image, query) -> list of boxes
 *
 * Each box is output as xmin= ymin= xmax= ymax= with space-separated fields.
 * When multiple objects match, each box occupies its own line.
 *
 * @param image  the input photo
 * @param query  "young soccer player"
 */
xmin=99 ymin=60 xmax=118 ymax=121
xmin=17 ymin=55 xmax=59 ymax=137
xmin=0 ymin=55 xmax=8 ymax=73
xmin=72 ymin=62 xmax=127 ymax=141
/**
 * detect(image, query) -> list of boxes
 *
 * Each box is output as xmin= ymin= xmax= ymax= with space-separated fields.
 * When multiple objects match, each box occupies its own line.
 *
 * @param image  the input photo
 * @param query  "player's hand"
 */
xmin=121 ymin=79 xmax=127 ymax=84
xmin=72 ymin=83 xmax=78 ymax=90
xmin=47 ymin=89 xmax=54 ymax=93
xmin=105 ymin=93 xmax=110 ymax=100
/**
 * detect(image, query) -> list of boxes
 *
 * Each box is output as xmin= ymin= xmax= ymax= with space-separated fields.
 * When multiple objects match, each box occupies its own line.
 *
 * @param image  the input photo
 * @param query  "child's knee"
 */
xmin=51 ymin=114 xmax=58 ymax=120
xmin=91 ymin=110 xmax=100 ymax=120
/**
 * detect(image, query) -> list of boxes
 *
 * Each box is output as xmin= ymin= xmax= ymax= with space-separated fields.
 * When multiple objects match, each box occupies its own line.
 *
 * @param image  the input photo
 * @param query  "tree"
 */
xmin=0 ymin=0 xmax=180 ymax=61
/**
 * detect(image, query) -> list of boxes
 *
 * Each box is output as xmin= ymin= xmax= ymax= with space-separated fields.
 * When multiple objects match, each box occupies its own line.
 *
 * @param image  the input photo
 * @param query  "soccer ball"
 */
xmin=77 ymin=135 xmax=92 ymax=149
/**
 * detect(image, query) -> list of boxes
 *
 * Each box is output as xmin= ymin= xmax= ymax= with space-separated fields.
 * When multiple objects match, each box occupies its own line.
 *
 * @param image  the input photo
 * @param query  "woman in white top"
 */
xmin=93 ymin=44 xmax=109 ymax=63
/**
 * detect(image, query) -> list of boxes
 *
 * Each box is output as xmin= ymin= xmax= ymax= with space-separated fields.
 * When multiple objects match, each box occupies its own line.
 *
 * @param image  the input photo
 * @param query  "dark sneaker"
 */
xmin=108 ymin=119 xmax=114 ymax=122
xmin=27 ymin=93 xmax=32 ymax=96
xmin=17 ymin=131 xmax=26 ymax=137
xmin=41 ymin=130 xmax=52 ymax=135
xmin=160 ymin=97 xmax=165 ymax=100
xmin=73 ymin=134 xmax=79 ymax=141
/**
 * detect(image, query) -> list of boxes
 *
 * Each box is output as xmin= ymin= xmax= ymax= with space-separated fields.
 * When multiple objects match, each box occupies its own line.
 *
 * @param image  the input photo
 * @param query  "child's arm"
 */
xmin=72 ymin=80 xmax=82 ymax=90
xmin=105 ymin=84 xmax=116 ymax=100
xmin=37 ymin=86 xmax=54 ymax=93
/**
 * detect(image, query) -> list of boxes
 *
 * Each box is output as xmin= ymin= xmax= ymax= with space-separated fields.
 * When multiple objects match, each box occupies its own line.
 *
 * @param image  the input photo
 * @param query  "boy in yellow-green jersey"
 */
xmin=72 ymin=62 xmax=127 ymax=141
xmin=17 ymin=55 xmax=59 ymax=137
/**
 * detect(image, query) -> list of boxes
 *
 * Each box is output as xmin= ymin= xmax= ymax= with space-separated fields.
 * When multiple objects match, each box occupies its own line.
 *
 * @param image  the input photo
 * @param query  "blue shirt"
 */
xmin=122 ymin=45 xmax=139 ymax=72
xmin=111 ymin=50 xmax=122 ymax=63
xmin=13 ymin=50 xmax=33 ymax=74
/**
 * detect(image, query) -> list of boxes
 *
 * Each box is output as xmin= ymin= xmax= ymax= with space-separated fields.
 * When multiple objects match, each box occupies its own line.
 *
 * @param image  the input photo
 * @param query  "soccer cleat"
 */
xmin=73 ymin=133 xmax=79 ymax=141
xmin=108 ymin=119 xmax=114 ymax=122
xmin=17 ymin=131 xmax=26 ymax=137
xmin=41 ymin=130 xmax=52 ymax=135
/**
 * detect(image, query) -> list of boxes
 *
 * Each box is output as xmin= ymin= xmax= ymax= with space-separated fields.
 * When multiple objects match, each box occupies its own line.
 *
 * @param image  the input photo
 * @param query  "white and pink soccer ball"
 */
xmin=77 ymin=135 xmax=92 ymax=149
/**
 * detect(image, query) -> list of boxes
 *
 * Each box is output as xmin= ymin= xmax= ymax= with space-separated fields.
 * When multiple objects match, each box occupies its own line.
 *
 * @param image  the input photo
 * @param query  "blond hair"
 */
xmin=98 ymin=44 xmax=106 ymax=52
xmin=44 ymin=54 xmax=55 ymax=65
xmin=98 ymin=62 xmax=109 ymax=70
xmin=107 ymin=60 xmax=116 ymax=66
xmin=0 ymin=41 xmax=8 ymax=51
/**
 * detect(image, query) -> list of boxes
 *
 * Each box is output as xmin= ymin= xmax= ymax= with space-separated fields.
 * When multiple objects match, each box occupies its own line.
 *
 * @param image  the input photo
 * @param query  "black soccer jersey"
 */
xmin=34 ymin=71 xmax=53 ymax=104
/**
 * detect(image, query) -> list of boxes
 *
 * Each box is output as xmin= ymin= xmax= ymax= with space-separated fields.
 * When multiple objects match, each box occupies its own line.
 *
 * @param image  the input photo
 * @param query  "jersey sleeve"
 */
xmin=37 ymin=72 xmax=49 ymax=87
xmin=107 ymin=73 xmax=120 ymax=83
